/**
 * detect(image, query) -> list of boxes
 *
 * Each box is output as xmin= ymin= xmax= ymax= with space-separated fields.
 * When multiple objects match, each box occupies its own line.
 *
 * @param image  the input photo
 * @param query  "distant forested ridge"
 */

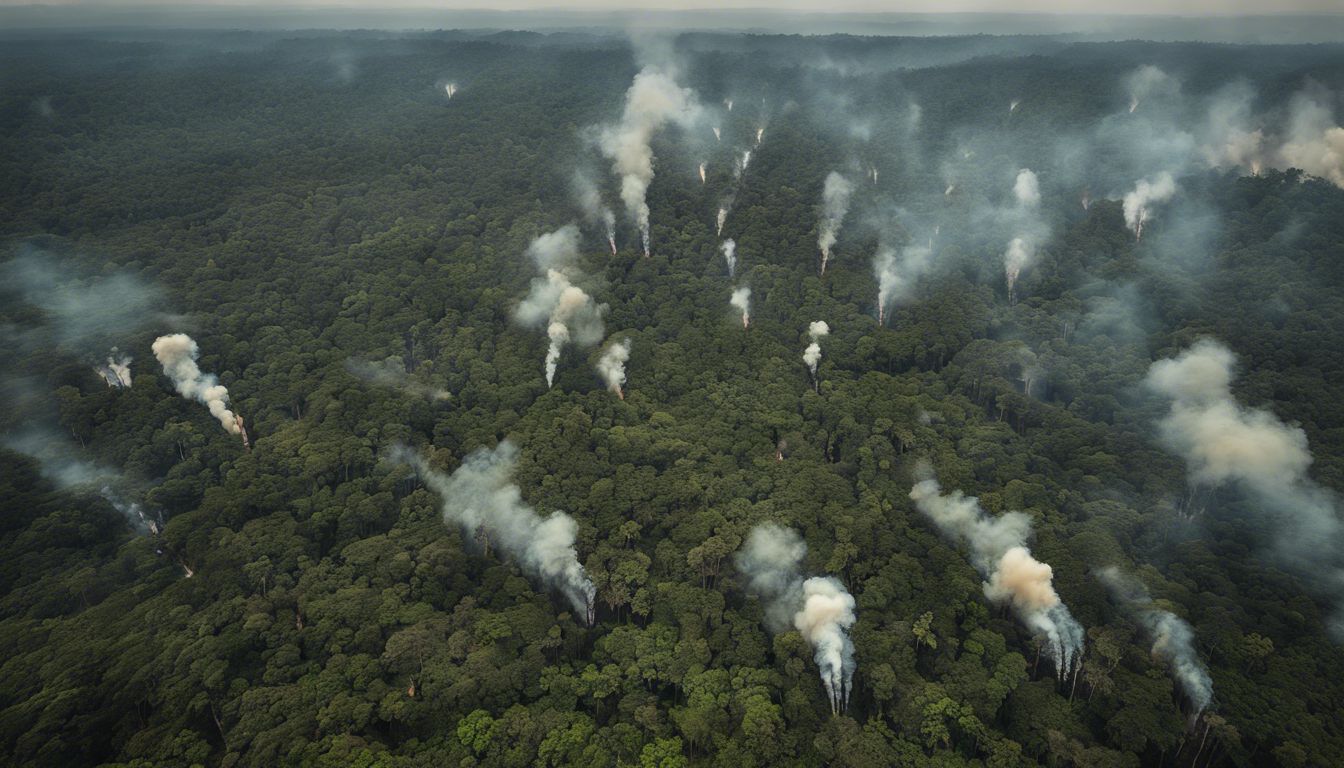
xmin=1 ymin=29 xmax=1343 ymax=768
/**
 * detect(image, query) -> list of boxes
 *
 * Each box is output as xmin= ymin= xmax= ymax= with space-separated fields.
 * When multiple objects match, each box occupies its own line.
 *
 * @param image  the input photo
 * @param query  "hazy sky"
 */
xmin=4 ymin=0 xmax=1343 ymax=15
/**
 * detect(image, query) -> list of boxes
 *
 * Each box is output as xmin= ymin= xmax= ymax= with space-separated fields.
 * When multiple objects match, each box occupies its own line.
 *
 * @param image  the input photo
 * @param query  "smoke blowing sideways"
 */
xmin=152 ymin=334 xmax=249 ymax=447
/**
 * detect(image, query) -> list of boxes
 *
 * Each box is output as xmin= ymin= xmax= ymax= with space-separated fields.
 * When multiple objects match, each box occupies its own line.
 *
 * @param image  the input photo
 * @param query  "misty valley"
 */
xmin=2 ymin=23 xmax=1344 ymax=768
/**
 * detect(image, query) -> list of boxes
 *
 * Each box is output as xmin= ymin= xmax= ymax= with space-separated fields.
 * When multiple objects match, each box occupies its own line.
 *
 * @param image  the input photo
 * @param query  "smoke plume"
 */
xmin=1097 ymin=567 xmax=1213 ymax=715
xmin=817 ymin=172 xmax=855 ymax=275
xmin=1125 ymin=65 xmax=1176 ymax=114
xmin=716 ymin=203 xmax=730 ymax=236
xmin=736 ymin=524 xmax=856 ymax=714
xmin=735 ymin=150 xmax=752 ymax=179
xmin=720 ymin=239 xmax=737 ymax=277
xmin=1122 ymin=172 xmax=1177 ymax=240
xmin=513 ymin=227 xmax=605 ymax=388
xmin=1004 ymin=168 xmax=1044 ymax=303
xmin=596 ymin=337 xmax=631 ymax=399
xmin=392 ymin=442 xmax=596 ymax=624
xmin=152 ymin=334 xmax=241 ymax=436
xmin=571 ymin=170 xmax=617 ymax=254
xmin=730 ymin=287 xmax=751 ymax=328
xmin=346 ymin=357 xmax=450 ymax=401
xmin=1279 ymin=93 xmax=1344 ymax=187
xmin=874 ymin=243 xmax=933 ymax=326
xmin=909 ymin=466 xmax=1083 ymax=676
xmin=803 ymin=320 xmax=829 ymax=384
xmin=95 ymin=348 xmax=132 ymax=388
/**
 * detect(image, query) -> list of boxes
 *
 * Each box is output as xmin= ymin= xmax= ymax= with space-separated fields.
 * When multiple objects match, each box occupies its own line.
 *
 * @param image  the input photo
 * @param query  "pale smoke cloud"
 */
xmin=874 ymin=243 xmax=933 ymax=325
xmin=720 ymin=238 xmax=737 ymax=277
xmin=803 ymin=320 xmax=829 ymax=380
xmin=698 ymin=162 xmax=706 ymax=184
xmin=570 ymin=171 xmax=617 ymax=253
xmin=730 ymin=287 xmax=751 ymax=328
xmin=817 ymin=172 xmax=855 ymax=275
xmin=1013 ymin=168 xmax=1041 ymax=207
xmin=1009 ymin=99 xmax=1020 ymax=113
xmin=346 ymin=357 xmax=450 ymax=401
xmin=1125 ymin=65 xmax=1177 ymax=114
xmin=713 ymin=126 xmax=721 ymax=141
xmin=1279 ymin=94 xmax=1344 ymax=187
xmin=736 ymin=524 xmax=856 ymax=714
xmin=910 ymin=467 xmax=1083 ymax=676
xmin=1122 ymin=172 xmax=1178 ymax=239
xmin=444 ymin=82 xmax=457 ymax=99
xmin=152 ymin=334 xmax=240 ymax=435
xmin=514 ymin=228 xmax=605 ymax=388
xmin=95 ymin=348 xmax=132 ymax=388
xmin=598 ymin=68 xmax=702 ymax=257
xmin=392 ymin=442 xmax=595 ymax=624
xmin=755 ymin=126 xmax=764 ymax=145
xmin=1004 ymin=169 xmax=1043 ymax=302
xmin=596 ymin=337 xmax=631 ymax=399
xmin=716 ymin=204 xmax=730 ymax=236
xmin=735 ymin=149 xmax=752 ymax=179
xmin=1003 ymin=237 xmax=1034 ymax=303
xmin=1097 ymin=567 xmax=1213 ymax=715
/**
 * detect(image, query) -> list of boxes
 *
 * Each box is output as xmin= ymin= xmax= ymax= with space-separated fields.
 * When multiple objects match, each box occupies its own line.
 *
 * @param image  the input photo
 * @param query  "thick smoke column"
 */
xmin=720 ymin=239 xmax=737 ymax=277
xmin=1145 ymin=339 xmax=1344 ymax=635
xmin=909 ymin=467 xmax=1084 ymax=677
xmin=598 ymin=68 xmax=701 ymax=258
xmin=95 ymin=348 xmax=132 ymax=388
xmin=596 ymin=338 xmax=631 ymax=399
xmin=803 ymin=321 xmax=829 ymax=387
xmin=817 ymin=172 xmax=854 ymax=276
xmin=513 ymin=227 xmax=605 ymax=388
xmin=571 ymin=171 xmax=618 ymax=255
xmin=875 ymin=243 xmax=933 ymax=326
xmin=1003 ymin=237 xmax=1034 ymax=305
xmin=152 ymin=334 xmax=244 ymax=439
xmin=736 ymin=524 xmax=856 ymax=714
xmin=1097 ymin=567 xmax=1213 ymax=716
xmin=393 ymin=442 xmax=596 ymax=624
xmin=730 ymin=287 xmax=751 ymax=329
xmin=1123 ymin=172 xmax=1177 ymax=240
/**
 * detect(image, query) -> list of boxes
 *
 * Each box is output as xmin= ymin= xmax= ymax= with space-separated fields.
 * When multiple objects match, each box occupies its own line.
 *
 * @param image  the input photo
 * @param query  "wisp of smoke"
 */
xmin=391 ymin=442 xmax=596 ymax=624
xmin=875 ymin=243 xmax=934 ymax=325
xmin=95 ymin=348 xmax=132 ymax=388
xmin=1279 ymin=93 xmax=1344 ymax=188
xmin=804 ymin=320 xmax=829 ymax=381
xmin=730 ymin=287 xmax=751 ymax=328
xmin=1123 ymin=173 xmax=1177 ymax=239
xmin=596 ymin=337 xmax=631 ymax=399
xmin=346 ymin=357 xmax=451 ymax=401
xmin=817 ymin=172 xmax=855 ymax=275
xmin=570 ymin=171 xmax=617 ymax=253
xmin=1097 ymin=567 xmax=1213 ymax=715
xmin=152 ymin=334 xmax=241 ymax=435
xmin=736 ymin=524 xmax=856 ymax=714
xmin=909 ymin=465 xmax=1083 ymax=676
xmin=720 ymin=239 xmax=737 ymax=277
xmin=1125 ymin=65 xmax=1177 ymax=114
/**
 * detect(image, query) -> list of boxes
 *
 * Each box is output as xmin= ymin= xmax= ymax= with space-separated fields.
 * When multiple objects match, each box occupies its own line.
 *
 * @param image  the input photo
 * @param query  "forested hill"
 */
xmin=2 ymin=30 xmax=1344 ymax=768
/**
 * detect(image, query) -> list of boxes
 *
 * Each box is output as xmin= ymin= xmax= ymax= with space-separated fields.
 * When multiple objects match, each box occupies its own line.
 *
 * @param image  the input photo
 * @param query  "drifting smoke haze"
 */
xmin=152 ymin=333 xmax=241 ymax=436
xmin=1123 ymin=172 xmax=1178 ymax=239
xmin=345 ymin=357 xmax=450 ymax=401
xmin=736 ymin=524 xmax=856 ymax=715
xmin=1125 ymin=64 xmax=1177 ymax=114
xmin=596 ymin=337 xmax=631 ymax=398
xmin=597 ymin=63 xmax=702 ymax=257
xmin=817 ymin=171 xmax=854 ymax=275
xmin=730 ymin=286 xmax=751 ymax=328
xmin=570 ymin=170 xmax=618 ymax=253
xmin=720 ymin=238 xmax=736 ymax=277
xmin=1145 ymin=339 xmax=1344 ymax=635
xmin=910 ymin=465 xmax=1083 ymax=676
xmin=874 ymin=242 xmax=933 ymax=325
xmin=803 ymin=320 xmax=829 ymax=382
xmin=391 ymin=441 xmax=595 ymax=624
xmin=1004 ymin=168 xmax=1045 ymax=302
xmin=513 ymin=226 xmax=606 ymax=388
xmin=1097 ymin=567 xmax=1214 ymax=716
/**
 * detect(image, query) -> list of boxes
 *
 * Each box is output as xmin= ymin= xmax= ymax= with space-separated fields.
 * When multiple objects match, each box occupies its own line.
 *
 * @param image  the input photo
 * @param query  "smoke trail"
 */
xmin=1145 ymin=339 xmax=1344 ymax=635
xmin=1279 ymin=93 xmax=1344 ymax=187
xmin=1125 ymin=65 xmax=1175 ymax=114
xmin=3 ymin=427 xmax=155 ymax=533
xmin=1003 ymin=237 xmax=1034 ymax=305
xmin=1097 ymin=567 xmax=1213 ymax=716
xmin=909 ymin=466 xmax=1083 ymax=677
xmin=713 ymin=126 xmax=721 ymax=141
xmin=716 ymin=203 xmax=730 ymax=236
xmin=698 ymin=162 xmax=706 ymax=184
xmin=514 ymin=227 xmax=605 ymax=387
xmin=874 ymin=242 xmax=933 ymax=326
xmin=596 ymin=337 xmax=631 ymax=399
xmin=597 ymin=68 xmax=702 ymax=258
xmin=755 ymin=126 xmax=764 ymax=145
xmin=391 ymin=442 xmax=596 ymax=624
xmin=1003 ymin=169 xmax=1044 ymax=303
xmin=1009 ymin=99 xmax=1020 ymax=113
xmin=570 ymin=170 xmax=617 ymax=254
xmin=730 ymin=287 xmax=751 ymax=329
xmin=803 ymin=320 xmax=829 ymax=385
xmin=817 ymin=172 xmax=854 ymax=276
xmin=95 ymin=348 xmax=132 ymax=388
xmin=725 ymin=98 xmax=733 ymax=111
xmin=720 ymin=239 xmax=737 ymax=277
xmin=736 ymin=524 xmax=856 ymax=714
xmin=346 ymin=357 xmax=451 ymax=401
xmin=152 ymin=334 xmax=242 ymax=437
xmin=1013 ymin=168 xmax=1041 ymax=207
xmin=735 ymin=150 xmax=752 ymax=179
xmin=1122 ymin=172 xmax=1177 ymax=240
xmin=444 ymin=82 xmax=457 ymax=99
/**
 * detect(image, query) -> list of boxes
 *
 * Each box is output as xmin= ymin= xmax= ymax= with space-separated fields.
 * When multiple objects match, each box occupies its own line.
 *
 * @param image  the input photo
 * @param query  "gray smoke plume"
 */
xmin=345 ymin=357 xmax=450 ymax=401
xmin=910 ymin=466 xmax=1084 ymax=677
xmin=95 ymin=348 xmax=132 ymax=388
xmin=596 ymin=337 xmax=631 ymax=399
xmin=1004 ymin=168 xmax=1044 ymax=303
xmin=597 ymin=68 xmax=702 ymax=257
xmin=698 ymin=162 xmax=707 ymax=184
xmin=874 ymin=242 xmax=933 ymax=326
xmin=1097 ymin=567 xmax=1213 ymax=716
xmin=444 ymin=82 xmax=458 ymax=99
xmin=570 ymin=170 xmax=618 ymax=254
xmin=730 ymin=287 xmax=751 ymax=328
xmin=152 ymin=334 xmax=242 ymax=436
xmin=513 ymin=227 xmax=605 ymax=387
xmin=3 ymin=427 xmax=153 ymax=533
xmin=1279 ymin=93 xmax=1344 ymax=187
xmin=720 ymin=239 xmax=737 ymax=277
xmin=736 ymin=524 xmax=856 ymax=715
xmin=817 ymin=172 xmax=855 ymax=275
xmin=803 ymin=320 xmax=829 ymax=383
xmin=1145 ymin=339 xmax=1344 ymax=636
xmin=735 ymin=149 xmax=752 ymax=179
xmin=716 ymin=201 xmax=731 ymax=236
xmin=392 ymin=441 xmax=595 ymax=624
xmin=1122 ymin=172 xmax=1178 ymax=240
xmin=1125 ymin=65 xmax=1177 ymax=114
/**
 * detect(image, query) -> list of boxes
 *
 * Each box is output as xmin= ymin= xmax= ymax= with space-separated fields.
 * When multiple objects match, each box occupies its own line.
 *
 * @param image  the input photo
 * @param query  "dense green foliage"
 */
xmin=1 ymin=30 xmax=1343 ymax=767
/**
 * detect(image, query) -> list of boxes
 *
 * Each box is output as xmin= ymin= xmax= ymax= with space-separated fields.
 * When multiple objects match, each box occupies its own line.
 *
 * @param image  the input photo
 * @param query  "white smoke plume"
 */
xmin=1013 ymin=168 xmax=1041 ymax=207
xmin=720 ymin=239 xmax=737 ymax=277
xmin=698 ymin=162 xmax=706 ymax=184
xmin=716 ymin=204 xmax=730 ymax=236
xmin=444 ymin=82 xmax=457 ymax=99
xmin=346 ymin=357 xmax=450 ymax=401
xmin=597 ymin=68 xmax=702 ymax=257
xmin=1009 ymin=99 xmax=1020 ymax=113
xmin=570 ymin=171 xmax=617 ymax=254
xmin=392 ymin=442 xmax=596 ymax=624
xmin=1125 ymin=65 xmax=1176 ymax=114
xmin=514 ymin=227 xmax=606 ymax=388
xmin=817 ymin=172 xmax=855 ymax=276
xmin=730 ymin=287 xmax=751 ymax=329
xmin=1003 ymin=237 xmax=1034 ymax=305
xmin=1145 ymin=339 xmax=1344 ymax=635
xmin=596 ymin=337 xmax=631 ymax=399
xmin=910 ymin=466 xmax=1084 ymax=677
xmin=1097 ymin=567 xmax=1213 ymax=716
xmin=713 ymin=126 xmax=721 ymax=141
xmin=1003 ymin=169 xmax=1044 ymax=302
xmin=152 ymin=334 xmax=241 ymax=436
xmin=736 ymin=524 xmax=856 ymax=714
xmin=735 ymin=150 xmax=752 ymax=179
xmin=1122 ymin=172 xmax=1177 ymax=240
xmin=803 ymin=320 xmax=829 ymax=383
xmin=755 ymin=126 xmax=764 ymax=145
xmin=95 ymin=348 xmax=132 ymax=388
xmin=875 ymin=243 xmax=934 ymax=326
xmin=1279 ymin=93 xmax=1344 ymax=187
xmin=725 ymin=98 xmax=733 ymax=111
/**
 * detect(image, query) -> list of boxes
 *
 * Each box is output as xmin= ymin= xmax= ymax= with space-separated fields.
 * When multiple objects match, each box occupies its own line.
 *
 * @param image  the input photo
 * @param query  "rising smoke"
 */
xmin=391 ymin=441 xmax=596 ymax=624
xmin=95 ymin=348 xmax=132 ymax=388
xmin=1004 ymin=168 xmax=1044 ymax=303
xmin=152 ymin=334 xmax=244 ymax=438
xmin=596 ymin=337 xmax=631 ymax=399
xmin=571 ymin=170 xmax=618 ymax=255
xmin=513 ymin=226 xmax=606 ymax=388
xmin=817 ymin=172 xmax=855 ymax=276
xmin=346 ymin=357 xmax=451 ymax=401
xmin=910 ymin=465 xmax=1084 ymax=677
xmin=730 ymin=287 xmax=751 ymax=328
xmin=1123 ymin=172 xmax=1178 ymax=240
xmin=736 ymin=524 xmax=856 ymax=715
xmin=720 ymin=238 xmax=737 ymax=277
xmin=803 ymin=320 xmax=829 ymax=386
xmin=874 ymin=242 xmax=933 ymax=326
